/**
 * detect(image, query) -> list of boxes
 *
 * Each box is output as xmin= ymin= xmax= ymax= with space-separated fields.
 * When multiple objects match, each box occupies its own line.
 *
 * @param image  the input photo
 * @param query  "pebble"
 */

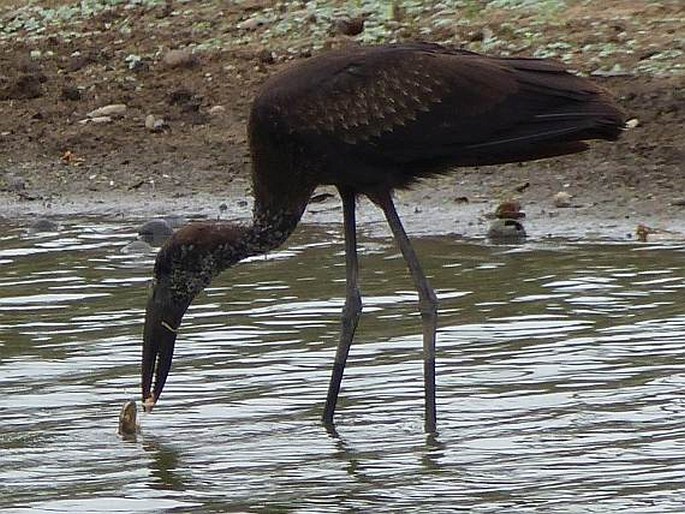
xmin=87 ymin=104 xmax=127 ymax=118
xmin=237 ymin=16 xmax=268 ymax=30
xmin=163 ymin=49 xmax=199 ymax=68
xmin=89 ymin=116 xmax=113 ymax=124
xmin=145 ymin=114 xmax=168 ymax=132
xmin=138 ymin=218 xmax=174 ymax=245
xmin=334 ymin=16 xmax=365 ymax=36
xmin=553 ymin=191 xmax=572 ymax=208
xmin=208 ymin=105 xmax=226 ymax=116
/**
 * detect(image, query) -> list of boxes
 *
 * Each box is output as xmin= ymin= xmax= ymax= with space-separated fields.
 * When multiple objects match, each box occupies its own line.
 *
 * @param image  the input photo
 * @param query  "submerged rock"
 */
xmin=29 ymin=218 xmax=59 ymax=232
xmin=120 ymin=239 xmax=153 ymax=254
xmin=487 ymin=218 xmax=527 ymax=242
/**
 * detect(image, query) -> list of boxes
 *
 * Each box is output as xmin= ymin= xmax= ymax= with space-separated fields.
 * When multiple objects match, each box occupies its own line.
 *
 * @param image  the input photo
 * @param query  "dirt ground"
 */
xmin=0 ymin=1 xmax=683 ymax=239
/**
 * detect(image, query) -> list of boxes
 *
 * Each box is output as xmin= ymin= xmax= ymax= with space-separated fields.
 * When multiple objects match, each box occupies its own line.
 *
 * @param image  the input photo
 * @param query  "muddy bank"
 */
xmin=2 ymin=171 xmax=684 ymax=243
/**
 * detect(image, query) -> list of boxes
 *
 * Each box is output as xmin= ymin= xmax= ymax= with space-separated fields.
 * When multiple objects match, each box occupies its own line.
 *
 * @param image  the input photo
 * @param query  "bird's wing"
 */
xmin=266 ymin=44 xmax=511 ymax=144
xmin=255 ymin=44 xmax=623 ymax=168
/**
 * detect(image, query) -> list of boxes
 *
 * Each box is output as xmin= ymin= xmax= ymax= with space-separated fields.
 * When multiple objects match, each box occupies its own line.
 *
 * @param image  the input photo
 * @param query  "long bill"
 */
xmin=141 ymin=286 xmax=189 ymax=412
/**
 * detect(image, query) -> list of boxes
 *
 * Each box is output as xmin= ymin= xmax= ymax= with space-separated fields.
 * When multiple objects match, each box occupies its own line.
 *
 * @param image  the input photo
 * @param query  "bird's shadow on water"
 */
xmin=324 ymin=422 xmax=447 ymax=476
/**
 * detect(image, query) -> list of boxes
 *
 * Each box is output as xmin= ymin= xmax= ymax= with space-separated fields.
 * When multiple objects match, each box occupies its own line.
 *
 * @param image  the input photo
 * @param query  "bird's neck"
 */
xmin=203 ymin=206 xmax=302 ymax=282
xmin=242 ymin=205 xmax=303 ymax=257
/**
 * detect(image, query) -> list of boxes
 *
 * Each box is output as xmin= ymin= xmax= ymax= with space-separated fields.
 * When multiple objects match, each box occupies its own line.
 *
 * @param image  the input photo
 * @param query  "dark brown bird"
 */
xmin=141 ymin=43 xmax=625 ymax=433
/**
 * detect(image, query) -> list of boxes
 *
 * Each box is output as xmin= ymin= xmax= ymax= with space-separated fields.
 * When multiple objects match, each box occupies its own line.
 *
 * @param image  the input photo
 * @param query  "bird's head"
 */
xmin=141 ymin=222 xmax=247 ymax=412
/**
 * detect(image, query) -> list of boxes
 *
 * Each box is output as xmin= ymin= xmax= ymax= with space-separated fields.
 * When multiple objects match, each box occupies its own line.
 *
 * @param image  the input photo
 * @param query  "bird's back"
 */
xmin=249 ymin=43 xmax=626 ymax=193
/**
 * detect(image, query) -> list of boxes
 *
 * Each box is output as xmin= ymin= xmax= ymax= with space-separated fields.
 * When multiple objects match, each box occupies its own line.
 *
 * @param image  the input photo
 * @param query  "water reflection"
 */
xmin=0 ymin=218 xmax=684 ymax=512
xmin=143 ymin=438 xmax=188 ymax=491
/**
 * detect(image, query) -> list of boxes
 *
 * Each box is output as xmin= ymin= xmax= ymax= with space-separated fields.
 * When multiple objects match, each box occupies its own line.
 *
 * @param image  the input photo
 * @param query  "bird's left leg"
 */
xmin=370 ymin=190 xmax=438 ymax=434
xmin=322 ymin=187 xmax=362 ymax=427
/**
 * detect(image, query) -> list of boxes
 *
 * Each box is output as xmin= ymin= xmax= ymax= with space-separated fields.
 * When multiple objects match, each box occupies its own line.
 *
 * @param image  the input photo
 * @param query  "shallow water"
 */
xmin=1 ymin=218 xmax=684 ymax=513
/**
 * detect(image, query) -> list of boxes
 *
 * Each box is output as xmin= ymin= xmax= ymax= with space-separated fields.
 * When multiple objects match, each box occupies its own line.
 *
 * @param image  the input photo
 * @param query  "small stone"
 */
xmin=553 ymin=191 xmax=572 ymax=208
xmin=237 ymin=17 xmax=268 ymax=30
xmin=145 ymin=114 xmax=168 ymax=132
xmin=87 ymin=104 xmax=127 ymax=118
xmin=590 ymin=65 xmax=633 ymax=77
xmin=334 ymin=16 xmax=365 ymax=36
xmin=208 ymin=105 xmax=226 ymax=116
xmin=125 ymin=53 xmax=149 ymax=72
xmin=625 ymin=118 xmax=639 ymax=129
xmin=89 ymin=116 xmax=113 ymax=124
xmin=163 ymin=49 xmax=199 ymax=68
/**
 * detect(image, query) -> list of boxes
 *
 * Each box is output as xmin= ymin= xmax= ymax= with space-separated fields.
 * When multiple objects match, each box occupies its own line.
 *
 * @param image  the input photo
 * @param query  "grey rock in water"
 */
xmin=120 ymin=239 xmax=153 ymax=254
xmin=138 ymin=218 xmax=174 ymax=245
xmin=487 ymin=218 xmax=527 ymax=242
xmin=29 ymin=218 xmax=59 ymax=232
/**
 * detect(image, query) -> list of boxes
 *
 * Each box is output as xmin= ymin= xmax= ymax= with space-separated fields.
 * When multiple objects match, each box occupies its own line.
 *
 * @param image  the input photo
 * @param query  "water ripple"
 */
xmin=0 ymin=221 xmax=684 ymax=512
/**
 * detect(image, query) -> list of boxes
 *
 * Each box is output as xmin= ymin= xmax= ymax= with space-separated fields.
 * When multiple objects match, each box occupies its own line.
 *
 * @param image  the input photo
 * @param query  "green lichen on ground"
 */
xmin=1 ymin=1 xmax=682 ymax=76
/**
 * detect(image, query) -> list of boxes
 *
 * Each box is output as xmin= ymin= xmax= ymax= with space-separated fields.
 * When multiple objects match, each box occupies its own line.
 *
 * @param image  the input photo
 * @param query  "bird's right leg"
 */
xmin=370 ymin=190 xmax=438 ymax=434
xmin=322 ymin=188 xmax=362 ymax=427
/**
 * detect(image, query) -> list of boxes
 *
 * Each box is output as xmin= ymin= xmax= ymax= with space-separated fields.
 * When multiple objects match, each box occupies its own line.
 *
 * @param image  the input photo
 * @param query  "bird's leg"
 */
xmin=370 ymin=190 xmax=438 ymax=434
xmin=322 ymin=188 xmax=362 ymax=427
